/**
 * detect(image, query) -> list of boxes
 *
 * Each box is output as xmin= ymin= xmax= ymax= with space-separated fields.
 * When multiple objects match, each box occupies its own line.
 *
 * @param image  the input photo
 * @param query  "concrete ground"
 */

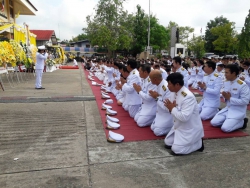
xmin=0 ymin=64 xmax=250 ymax=188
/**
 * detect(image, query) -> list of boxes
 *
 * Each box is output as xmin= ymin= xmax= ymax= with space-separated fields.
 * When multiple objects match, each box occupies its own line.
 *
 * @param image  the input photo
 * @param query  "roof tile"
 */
xmin=29 ymin=30 xmax=55 ymax=40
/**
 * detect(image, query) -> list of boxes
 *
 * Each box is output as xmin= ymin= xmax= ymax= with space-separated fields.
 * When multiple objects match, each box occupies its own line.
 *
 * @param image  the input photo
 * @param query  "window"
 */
xmin=86 ymin=44 xmax=90 ymax=48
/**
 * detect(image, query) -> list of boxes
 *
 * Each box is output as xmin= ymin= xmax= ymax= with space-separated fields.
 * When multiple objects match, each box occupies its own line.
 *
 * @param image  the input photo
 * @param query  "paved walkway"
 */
xmin=0 ymin=64 xmax=250 ymax=188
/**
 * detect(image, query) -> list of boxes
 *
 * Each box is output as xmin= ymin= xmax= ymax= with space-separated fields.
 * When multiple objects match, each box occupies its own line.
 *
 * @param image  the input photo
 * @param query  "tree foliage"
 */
xmin=210 ymin=22 xmax=237 ymax=54
xmin=205 ymin=16 xmax=230 ymax=52
xmin=188 ymin=36 xmax=205 ymax=59
xmin=238 ymin=10 xmax=250 ymax=58
xmin=84 ymin=0 xmax=131 ymax=56
xmin=130 ymin=5 xmax=148 ymax=56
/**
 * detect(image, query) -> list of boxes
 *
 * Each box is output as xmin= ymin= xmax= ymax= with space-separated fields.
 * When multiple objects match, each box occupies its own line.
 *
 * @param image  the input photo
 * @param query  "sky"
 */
xmin=16 ymin=0 xmax=250 ymax=41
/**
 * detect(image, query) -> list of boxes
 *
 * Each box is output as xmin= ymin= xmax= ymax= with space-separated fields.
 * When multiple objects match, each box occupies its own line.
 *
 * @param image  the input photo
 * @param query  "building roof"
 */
xmin=29 ymin=30 xmax=55 ymax=40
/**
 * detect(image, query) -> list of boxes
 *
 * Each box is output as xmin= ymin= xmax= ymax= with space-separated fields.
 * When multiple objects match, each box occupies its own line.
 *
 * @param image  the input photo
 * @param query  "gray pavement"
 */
xmin=0 ymin=64 xmax=250 ymax=188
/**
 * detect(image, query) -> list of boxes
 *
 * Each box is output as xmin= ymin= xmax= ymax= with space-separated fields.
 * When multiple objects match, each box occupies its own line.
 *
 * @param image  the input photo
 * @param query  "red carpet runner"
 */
xmin=83 ymin=66 xmax=248 ymax=142
xmin=59 ymin=65 xmax=79 ymax=69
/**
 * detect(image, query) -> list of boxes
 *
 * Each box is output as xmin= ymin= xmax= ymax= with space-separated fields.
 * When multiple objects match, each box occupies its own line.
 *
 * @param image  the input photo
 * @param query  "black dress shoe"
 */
xmin=196 ymin=139 xmax=204 ymax=152
xmin=241 ymin=118 xmax=248 ymax=129
xmin=165 ymin=145 xmax=172 ymax=149
xmin=35 ymin=87 xmax=45 ymax=89
xmin=168 ymin=150 xmax=183 ymax=156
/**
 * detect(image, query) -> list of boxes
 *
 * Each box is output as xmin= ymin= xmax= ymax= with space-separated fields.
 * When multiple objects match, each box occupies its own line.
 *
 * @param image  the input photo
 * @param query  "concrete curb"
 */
xmin=0 ymin=95 xmax=96 ymax=103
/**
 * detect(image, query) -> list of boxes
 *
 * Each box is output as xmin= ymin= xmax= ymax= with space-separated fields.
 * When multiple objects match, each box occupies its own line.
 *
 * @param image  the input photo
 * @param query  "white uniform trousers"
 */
xmin=134 ymin=108 xmax=155 ymax=127
xmin=151 ymin=114 xmax=173 ymax=136
xmin=164 ymin=132 xmax=202 ymax=155
xmin=199 ymin=106 xmax=219 ymax=120
xmin=122 ymin=103 xmax=129 ymax=111
xmin=35 ymin=69 xmax=43 ymax=88
xmin=188 ymin=78 xmax=195 ymax=86
xmin=211 ymin=110 xmax=244 ymax=132
xmin=116 ymin=92 xmax=124 ymax=101
xmin=128 ymin=105 xmax=140 ymax=118
xmin=111 ymin=87 xmax=119 ymax=96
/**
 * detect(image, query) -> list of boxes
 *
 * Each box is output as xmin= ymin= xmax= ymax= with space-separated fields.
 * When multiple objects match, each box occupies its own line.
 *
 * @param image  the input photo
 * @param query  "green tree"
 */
xmin=84 ymin=0 xmax=131 ymax=57
xmin=130 ymin=5 xmax=148 ymax=56
xmin=130 ymin=5 xmax=169 ymax=56
xmin=238 ymin=10 xmax=250 ymax=58
xmin=149 ymin=16 xmax=169 ymax=51
xmin=188 ymin=36 xmax=205 ymax=59
xmin=205 ymin=16 xmax=230 ymax=53
xmin=210 ymin=22 xmax=237 ymax=54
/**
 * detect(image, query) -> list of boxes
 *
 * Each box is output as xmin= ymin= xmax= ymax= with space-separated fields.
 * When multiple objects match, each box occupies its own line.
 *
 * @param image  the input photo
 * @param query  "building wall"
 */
xmin=73 ymin=41 xmax=91 ymax=48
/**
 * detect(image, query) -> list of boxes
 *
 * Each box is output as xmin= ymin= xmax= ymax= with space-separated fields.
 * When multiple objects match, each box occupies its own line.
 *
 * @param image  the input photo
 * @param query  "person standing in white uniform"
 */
xmin=133 ymin=64 xmax=157 ymax=127
xmin=35 ymin=45 xmax=48 ymax=89
xmin=164 ymin=72 xmax=204 ymax=155
xmin=211 ymin=64 xmax=250 ymax=132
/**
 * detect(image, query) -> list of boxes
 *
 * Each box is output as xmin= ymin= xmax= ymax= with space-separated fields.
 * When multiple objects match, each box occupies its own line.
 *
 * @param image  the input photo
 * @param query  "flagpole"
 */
xmin=147 ymin=0 xmax=150 ymax=54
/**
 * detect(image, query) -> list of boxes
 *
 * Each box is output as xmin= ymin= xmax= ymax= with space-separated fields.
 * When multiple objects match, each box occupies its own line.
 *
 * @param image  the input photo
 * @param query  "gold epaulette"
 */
xmin=181 ymin=91 xmax=187 ymax=97
xmin=162 ymin=85 xmax=166 ymax=91
xmin=237 ymin=79 xmax=243 ymax=85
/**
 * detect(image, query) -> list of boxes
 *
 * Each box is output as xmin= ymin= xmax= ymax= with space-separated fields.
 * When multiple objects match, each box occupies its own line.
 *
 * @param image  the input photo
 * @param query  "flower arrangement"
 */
xmin=9 ymin=40 xmax=26 ymax=65
xmin=29 ymin=44 xmax=37 ymax=63
xmin=0 ymin=41 xmax=16 ymax=67
xmin=46 ymin=59 xmax=55 ymax=66
xmin=24 ymin=57 xmax=33 ymax=68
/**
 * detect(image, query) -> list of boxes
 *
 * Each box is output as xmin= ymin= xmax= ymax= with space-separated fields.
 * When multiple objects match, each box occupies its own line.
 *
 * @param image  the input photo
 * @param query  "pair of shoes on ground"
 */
xmin=35 ymin=87 xmax=45 ymax=89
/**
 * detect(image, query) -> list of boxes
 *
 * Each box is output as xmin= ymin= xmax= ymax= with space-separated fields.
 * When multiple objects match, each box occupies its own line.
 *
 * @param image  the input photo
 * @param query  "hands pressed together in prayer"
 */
xmin=164 ymin=99 xmax=177 ymax=113
xmin=133 ymin=83 xmax=142 ymax=93
xmin=221 ymin=91 xmax=231 ymax=101
xmin=149 ymin=90 xmax=160 ymax=99
xmin=197 ymin=81 xmax=207 ymax=90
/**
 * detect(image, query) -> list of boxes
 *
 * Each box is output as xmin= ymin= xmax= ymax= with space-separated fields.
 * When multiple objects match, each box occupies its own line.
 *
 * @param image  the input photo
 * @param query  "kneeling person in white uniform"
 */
xmin=149 ymin=70 xmax=174 ymax=136
xmin=198 ymin=61 xmax=223 ymax=120
xmin=211 ymin=64 xmax=250 ymax=132
xmin=133 ymin=64 xmax=157 ymax=127
xmin=121 ymin=59 xmax=142 ymax=118
xmin=164 ymin=73 xmax=204 ymax=155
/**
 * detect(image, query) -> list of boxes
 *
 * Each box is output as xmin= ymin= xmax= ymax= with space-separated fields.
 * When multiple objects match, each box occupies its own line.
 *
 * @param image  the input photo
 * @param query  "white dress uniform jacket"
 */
xmin=211 ymin=78 xmax=250 ymax=132
xmin=198 ymin=72 xmax=223 ymax=120
xmin=165 ymin=86 xmax=204 ymax=154
xmin=151 ymin=79 xmax=174 ymax=136
xmin=134 ymin=76 xmax=157 ymax=127
xmin=187 ymin=67 xmax=197 ymax=86
xmin=36 ymin=52 xmax=47 ymax=69
xmin=176 ymin=67 xmax=189 ymax=88
xmin=192 ymin=66 xmax=205 ymax=89
xmin=122 ymin=69 xmax=142 ymax=117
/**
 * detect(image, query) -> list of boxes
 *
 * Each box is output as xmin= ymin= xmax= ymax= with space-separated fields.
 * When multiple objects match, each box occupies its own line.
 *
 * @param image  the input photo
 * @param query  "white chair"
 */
xmin=6 ymin=64 xmax=18 ymax=86
xmin=0 ymin=67 xmax=13 ymax=90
